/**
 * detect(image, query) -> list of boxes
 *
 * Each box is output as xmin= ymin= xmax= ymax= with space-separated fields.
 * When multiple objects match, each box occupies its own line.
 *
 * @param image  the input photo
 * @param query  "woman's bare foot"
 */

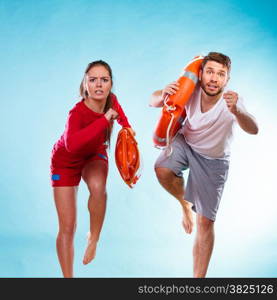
xmin=83 ymin=232 xmax=97 ymax=265
xmin=182 ymin=200 xmax=194 ymax=234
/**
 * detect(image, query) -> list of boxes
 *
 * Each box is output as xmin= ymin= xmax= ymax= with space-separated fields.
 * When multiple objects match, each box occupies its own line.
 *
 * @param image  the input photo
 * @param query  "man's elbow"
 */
xmin=252 ymin=127 xmax=259 ymax=135
xmin=248 ymin=125 xmax=259 ymax=135
xmin=149 ymin=96 xmax=163 ymax=108
xmin=149 ymin=90 xmax=164 ymax=107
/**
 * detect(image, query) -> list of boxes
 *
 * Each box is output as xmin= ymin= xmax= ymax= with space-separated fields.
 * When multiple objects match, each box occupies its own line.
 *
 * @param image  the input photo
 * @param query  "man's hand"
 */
xmin=223 ymin=90 xmax=239 ymax=115
xmin=161 ymin=81 xmax=179 ymax=100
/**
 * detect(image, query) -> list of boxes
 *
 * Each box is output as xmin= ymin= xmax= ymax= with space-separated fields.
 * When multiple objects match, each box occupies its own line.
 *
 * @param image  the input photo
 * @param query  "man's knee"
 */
xmin=197 ymin=215 xmax=214 ymax=232
xmin=155 ymin=167 xmax=175 ymax=182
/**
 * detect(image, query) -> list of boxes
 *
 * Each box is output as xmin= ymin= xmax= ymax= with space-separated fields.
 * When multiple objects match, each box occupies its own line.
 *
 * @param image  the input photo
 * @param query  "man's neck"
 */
xmin=200 ymin=90 xmax=223 ymax=113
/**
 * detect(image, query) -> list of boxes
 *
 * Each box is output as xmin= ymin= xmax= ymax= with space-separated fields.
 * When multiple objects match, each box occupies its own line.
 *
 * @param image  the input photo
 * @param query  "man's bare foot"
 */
xmin=83 ymin=232 xmax=97 ymax=265
xmin=182 ymin=200 xmax=194 ymax=234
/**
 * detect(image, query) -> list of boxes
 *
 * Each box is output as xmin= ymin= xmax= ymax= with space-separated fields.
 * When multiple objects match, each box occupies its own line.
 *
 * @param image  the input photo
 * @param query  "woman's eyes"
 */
xmin=89 ymin=78 xmax=109 ymax=82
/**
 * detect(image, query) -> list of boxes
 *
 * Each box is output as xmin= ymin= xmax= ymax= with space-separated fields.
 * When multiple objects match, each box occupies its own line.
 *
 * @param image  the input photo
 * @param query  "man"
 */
xmin=149 ymin=52 xmax=258 ymax=277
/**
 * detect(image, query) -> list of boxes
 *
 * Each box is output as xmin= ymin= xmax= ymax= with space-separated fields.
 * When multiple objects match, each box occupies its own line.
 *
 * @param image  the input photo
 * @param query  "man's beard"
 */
xmin=200 ymin=81 xmax=223 ymax=97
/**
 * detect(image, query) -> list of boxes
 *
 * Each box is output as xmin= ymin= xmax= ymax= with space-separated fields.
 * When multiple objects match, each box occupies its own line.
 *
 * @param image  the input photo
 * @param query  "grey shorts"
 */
xmin=154 ymin=133 xmax=229 ymax=221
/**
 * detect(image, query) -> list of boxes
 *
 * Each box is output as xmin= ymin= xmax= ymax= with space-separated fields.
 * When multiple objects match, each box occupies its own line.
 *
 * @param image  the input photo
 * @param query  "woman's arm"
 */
xmin=111 ymin=94 xmax=131 ymax=128
xmin=64 ymin=110 xmax=110 ymax=153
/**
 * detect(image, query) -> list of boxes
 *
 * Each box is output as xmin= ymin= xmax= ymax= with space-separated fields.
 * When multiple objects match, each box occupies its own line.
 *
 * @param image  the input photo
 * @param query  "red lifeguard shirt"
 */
xmin=51 ymin=93 xmax=131 ymax=169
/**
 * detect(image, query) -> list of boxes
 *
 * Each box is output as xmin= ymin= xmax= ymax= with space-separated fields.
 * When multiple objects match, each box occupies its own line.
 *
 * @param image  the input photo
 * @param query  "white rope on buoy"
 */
xmin=163 ymin=95 xmax=176 ymax=157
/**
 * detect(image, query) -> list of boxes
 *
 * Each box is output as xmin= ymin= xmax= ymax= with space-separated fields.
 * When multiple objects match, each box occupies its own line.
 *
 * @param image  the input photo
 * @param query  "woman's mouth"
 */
xmin=95 ymin=90 xmax=104 ymax=95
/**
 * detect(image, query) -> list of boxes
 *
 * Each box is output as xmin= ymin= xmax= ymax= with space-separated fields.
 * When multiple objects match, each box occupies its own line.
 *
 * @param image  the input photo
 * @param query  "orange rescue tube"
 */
xmin=153 ymin=55 xmax=204 ymax=148
xmin=115 ymin=127 xmax=141 ymax=188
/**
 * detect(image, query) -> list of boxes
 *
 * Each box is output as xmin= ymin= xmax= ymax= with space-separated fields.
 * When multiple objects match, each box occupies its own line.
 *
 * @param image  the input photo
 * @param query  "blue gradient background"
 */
xmin=0 ymin=0 xmax=276 ymax=277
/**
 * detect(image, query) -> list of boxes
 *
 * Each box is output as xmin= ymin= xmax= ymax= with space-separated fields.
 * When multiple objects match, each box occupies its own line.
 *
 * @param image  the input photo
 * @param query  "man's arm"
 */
xmin=149 ymin=81 xmax=180 ymax=108
xmin=224 ymin=91 xmax=259 ymax=135
xmin=233 ymin=109 xmax=258 ymax=134
xmin=149 ymin=90 xmax=164 ymax=107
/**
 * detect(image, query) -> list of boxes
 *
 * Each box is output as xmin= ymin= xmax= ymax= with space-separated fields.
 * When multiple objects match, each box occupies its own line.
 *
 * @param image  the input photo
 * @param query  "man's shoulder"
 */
xmin=186 ymin=83 xmax=201 ymax=108
xmin=191 ymin=83 xmax=201 ymax=99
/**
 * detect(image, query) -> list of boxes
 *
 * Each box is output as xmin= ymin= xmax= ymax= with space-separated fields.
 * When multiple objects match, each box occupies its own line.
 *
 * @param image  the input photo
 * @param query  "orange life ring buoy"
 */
xmin=115 ymin=127 xmax=141 ymax=188
xmin=153 ymin=55 xmax=204 ymax=149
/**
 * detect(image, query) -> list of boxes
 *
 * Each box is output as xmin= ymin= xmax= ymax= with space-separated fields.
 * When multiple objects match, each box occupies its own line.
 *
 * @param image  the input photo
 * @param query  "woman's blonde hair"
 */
xmin=80 ymin=60 xmax=114 ymax=147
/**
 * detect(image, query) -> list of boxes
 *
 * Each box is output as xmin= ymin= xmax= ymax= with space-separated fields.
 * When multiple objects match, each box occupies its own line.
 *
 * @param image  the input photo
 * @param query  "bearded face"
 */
xmin=199 ymin=61 xmax=229 ymax=97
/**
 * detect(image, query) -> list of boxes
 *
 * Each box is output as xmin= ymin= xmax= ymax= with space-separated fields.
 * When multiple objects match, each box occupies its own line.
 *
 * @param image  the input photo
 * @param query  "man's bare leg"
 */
xmin=193 ymin=214 xmax=214 ymax=277
xmin=155 ymin=167 xmax=194 ymax=234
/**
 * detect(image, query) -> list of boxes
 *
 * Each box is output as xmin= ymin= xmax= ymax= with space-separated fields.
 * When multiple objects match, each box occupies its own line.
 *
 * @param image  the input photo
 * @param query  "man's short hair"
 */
xmin=202 ymin=52 xmax=231 ymax=72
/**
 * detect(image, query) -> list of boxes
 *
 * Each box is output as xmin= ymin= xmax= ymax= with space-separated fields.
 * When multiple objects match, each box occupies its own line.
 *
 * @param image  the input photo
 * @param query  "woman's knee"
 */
xmin=59 ymin=222 xmax=77 ymax=236
xmin=82 ymin=161 xmax=108 ymax=195
xmin=87 ymin=181 xmax=107 ymax=197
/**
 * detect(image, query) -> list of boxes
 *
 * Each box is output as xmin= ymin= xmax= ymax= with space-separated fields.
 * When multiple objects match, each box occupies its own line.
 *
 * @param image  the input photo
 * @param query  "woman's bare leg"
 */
xmin=53 ymin=186 xmax=78 ymax=277
xmin=81 ymin=160 xmax=108 ymax=265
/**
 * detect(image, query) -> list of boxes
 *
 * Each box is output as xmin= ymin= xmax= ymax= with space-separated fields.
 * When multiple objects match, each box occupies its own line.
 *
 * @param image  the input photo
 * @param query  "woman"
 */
xmin=50 ymin=60 xmax=133 ymax=277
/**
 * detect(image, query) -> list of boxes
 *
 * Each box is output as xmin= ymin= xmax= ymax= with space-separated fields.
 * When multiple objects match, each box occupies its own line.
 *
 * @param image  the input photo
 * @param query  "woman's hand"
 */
xmin=127 ymin=127 xmax=136 ymax=136
xmin=104 ymin=108 xmax=118 ymax=121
